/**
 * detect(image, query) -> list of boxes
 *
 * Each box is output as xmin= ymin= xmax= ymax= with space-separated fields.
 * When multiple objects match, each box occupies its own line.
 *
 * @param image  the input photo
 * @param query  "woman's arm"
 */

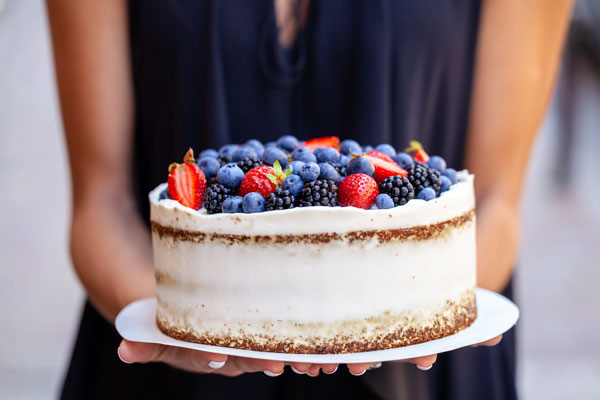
xmin=466 ymin=0 xmax=573 ymax=291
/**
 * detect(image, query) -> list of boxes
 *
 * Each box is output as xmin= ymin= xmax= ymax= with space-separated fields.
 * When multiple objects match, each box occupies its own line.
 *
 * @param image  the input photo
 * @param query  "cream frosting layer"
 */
xmin=150 ymin=171 xmax=477 ymax=343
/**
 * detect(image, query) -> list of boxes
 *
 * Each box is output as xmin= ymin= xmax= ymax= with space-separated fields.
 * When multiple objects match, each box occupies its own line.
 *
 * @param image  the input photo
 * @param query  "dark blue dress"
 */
xmin=61 ymin=1 xmax=517 ymax=399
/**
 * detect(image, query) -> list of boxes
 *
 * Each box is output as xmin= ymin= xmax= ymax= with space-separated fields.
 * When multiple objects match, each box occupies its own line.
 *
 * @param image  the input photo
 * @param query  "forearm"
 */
xmin=71 ymin=198 xmax=155 ymax=322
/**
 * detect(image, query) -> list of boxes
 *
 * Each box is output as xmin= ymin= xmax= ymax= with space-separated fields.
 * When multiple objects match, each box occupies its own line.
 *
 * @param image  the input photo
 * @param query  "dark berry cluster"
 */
xmin=406 ymin=162 xmax=441 ymax=194
xmin=297 ymin=180 xmax=338 ymax=207
xmin=379 ymin=176 xmax=415 ymax=206
xmin=265 ymin=189 xmax=295 ymax=211
xmin=237 ymin=157 xmax=262 ymax=173
xmin=203 ymin=182 xmax=233 ymax=214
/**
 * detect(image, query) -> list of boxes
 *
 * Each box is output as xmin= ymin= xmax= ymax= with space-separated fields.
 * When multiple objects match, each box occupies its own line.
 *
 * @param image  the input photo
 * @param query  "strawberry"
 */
xmin=367 ymin=150 xmax=396 ymax=164
xmin=361 ymin=155 xmax=407 ymax=183
xmin=237 ymin=161 xmax=294 ymax=198
xmin=302 ymin=136 xmax=340 ymax=152
xmin=168 ymin=148 xmax=206 ymax=210
xmin=404 ymin=140 xmax=430 ymax=163
xmin=338 ymin=173 xmax=379 ymax=209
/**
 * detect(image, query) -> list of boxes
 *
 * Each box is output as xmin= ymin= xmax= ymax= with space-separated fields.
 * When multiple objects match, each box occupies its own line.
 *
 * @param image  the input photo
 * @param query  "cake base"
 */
xmin=156 ymin=289 xmax=476 ymax=354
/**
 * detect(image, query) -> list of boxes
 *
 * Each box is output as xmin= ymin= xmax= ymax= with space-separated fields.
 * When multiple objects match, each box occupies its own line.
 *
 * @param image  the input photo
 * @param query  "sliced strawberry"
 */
xmin=338 ymin=173 xmax=379 ymax=209
xmin=302 ymin=136 xmax=340 ymax=152
xmin=367 ymin=150 xmax=396 ymax=164
xmin=167 ymin=148 xmax=206 ymax=209
xmin=238 ymin=165 xmax=276 ymax=198
xmin=361 ymin=155 xmax=407 ymax=183
xmin=404 ymin=140 xmax=430 ymax=163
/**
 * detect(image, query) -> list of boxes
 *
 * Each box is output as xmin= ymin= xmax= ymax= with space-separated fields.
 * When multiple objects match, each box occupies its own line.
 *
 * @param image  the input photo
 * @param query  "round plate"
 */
xmin=115 ymin=288 xmax=518 ymax=364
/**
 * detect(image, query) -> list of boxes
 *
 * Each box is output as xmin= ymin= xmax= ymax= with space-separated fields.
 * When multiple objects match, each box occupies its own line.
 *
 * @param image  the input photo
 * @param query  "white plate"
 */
xmin=115 ymin=288 xmax=518 ymax=364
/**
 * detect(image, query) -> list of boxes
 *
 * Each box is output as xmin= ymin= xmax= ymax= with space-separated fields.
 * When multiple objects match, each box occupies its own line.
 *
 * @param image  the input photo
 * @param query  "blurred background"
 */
xmin=0 ymin=1 xmax=599 ymax=398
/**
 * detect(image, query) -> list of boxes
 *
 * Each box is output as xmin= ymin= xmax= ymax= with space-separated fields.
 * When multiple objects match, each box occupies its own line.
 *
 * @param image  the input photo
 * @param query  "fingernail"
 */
xmin=264 ymin=370 xmax=283 ymax=377
xmin=208 ymin=360 xmax=226 ymax=369
xmin=117 ymin=346 xmax=132 ymax=364
xmin=350 ymin=370 xmax=366 ymax=376
xmin=291 ymin=366 xmax=306 ymax=375
xmin=417 ymin=364 xmax=432 ymax=371
xmin=323 ymin=366 xmax=338 ymax=375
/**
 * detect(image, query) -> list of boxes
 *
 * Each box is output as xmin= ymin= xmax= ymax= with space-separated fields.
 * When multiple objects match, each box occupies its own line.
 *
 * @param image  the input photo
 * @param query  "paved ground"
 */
xmin=0 ymin=1 xmax=599 ymax=398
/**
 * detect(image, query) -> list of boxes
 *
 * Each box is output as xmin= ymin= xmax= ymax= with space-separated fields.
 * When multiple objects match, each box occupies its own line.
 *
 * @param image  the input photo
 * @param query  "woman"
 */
xmin=48 ymin=0 xmax=572 ymax=399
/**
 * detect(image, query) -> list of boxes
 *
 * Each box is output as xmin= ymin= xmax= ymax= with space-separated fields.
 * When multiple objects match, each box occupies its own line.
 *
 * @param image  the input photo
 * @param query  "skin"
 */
xmin=46 ymin=0 xmax=570 ymax=378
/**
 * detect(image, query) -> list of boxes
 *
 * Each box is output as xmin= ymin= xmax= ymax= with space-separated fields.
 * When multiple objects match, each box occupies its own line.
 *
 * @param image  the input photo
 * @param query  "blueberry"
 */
xmin=244 ymin=139 xmax=265 ymax=158
xmin=417 ymin=187 xmax=436 ymax=201
xmin=316 ymin=147 xmax=340 ymax=163
xmin=276 ymin=135 xmax=300 ymax=151
xmin=441 ymin=168 xmax=457 ymax=184
xmin=217 ymin=163 xmax=245 ymax=189
xmin=282 ymin=175 xmax=304 ymax=197
xmin=262 ymin=147 xmax=288 ymax=167
xmin=218 ymin=144 xmax=238 ymax=160
xmin=288 ymin=161 xmax=305 ymax=175
xmin=159 ymin=189 xmax=171 ymax=200
xmin=264 ymin=141 xmax=277 ymax=148
xmin=299 ymin=162 xmax=320 ymax=182
xmin=242 ymin=192 xmax=265 ymax=213
xmin=199 ymin=148 xmax=218 ymax=159
xmin=318 ymin=162 xmax=341 ymax=183
xmin=363 ymin=145 xmax=374 ymax=153
xmin=313 ymin=147 xmax=327 ymax=160
xmin=291 ymin=147 xmax=317 ymax=163
xmin=375 ymin=144 xmax=397 ymax=157
xmin=440 ymin=176 xmax=452 ymax=193
xmin=198 ymin=157 xmax=221 ymax=179
xmin=375 ymin=194 xmax=394 ymax=209
xmin=232 ymin=146 xmax=257 ymax=162
xmin=222 ymin=196 xmax=244 ymax=213
xmin=340 ymin=139 xmax=363 ymax=155
xmin=427 ymin=155 xmax=447 ymax=172
xmin=392 ymin=153 xmax=414 ymax=169
xmin=339 ymin=154 xmax=350 ymax=167
xmin=347 ymin=157 xmax=375 ymax=177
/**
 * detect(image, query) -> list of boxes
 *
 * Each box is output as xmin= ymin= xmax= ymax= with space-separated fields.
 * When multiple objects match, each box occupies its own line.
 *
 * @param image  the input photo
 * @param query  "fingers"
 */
xmin=410 ymin=354 xmax=437 ymax=370
xmin=289 ymin=362 xmax=311 ymax=375
xmin=474 ymin=334 xmax=503 ymax=347
xmin=118 ymin=339 xmax=166 ymax=364
xmin=228 ymin=357 xmax=285 ymax=376
xmin=347 ymin=362 xmax=373 ymax=376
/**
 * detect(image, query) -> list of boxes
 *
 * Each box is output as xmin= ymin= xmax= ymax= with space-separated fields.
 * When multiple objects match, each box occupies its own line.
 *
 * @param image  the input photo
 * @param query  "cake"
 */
xmin=149 ymin=137 xmax=477 ymax=354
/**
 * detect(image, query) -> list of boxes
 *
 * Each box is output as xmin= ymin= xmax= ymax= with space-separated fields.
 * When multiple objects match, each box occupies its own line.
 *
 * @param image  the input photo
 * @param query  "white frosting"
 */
xmin=150 ymin=171 xmax=476 ymax=339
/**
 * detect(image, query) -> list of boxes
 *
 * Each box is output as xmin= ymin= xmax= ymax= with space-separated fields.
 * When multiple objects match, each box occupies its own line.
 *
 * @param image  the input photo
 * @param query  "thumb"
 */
xmin=118 ymin=339 xmax=165 ymax=364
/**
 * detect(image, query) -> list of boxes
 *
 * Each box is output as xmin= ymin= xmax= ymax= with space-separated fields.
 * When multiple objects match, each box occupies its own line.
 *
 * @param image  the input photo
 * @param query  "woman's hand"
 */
xmin=118 ymin=335 xmax=502 ymax=376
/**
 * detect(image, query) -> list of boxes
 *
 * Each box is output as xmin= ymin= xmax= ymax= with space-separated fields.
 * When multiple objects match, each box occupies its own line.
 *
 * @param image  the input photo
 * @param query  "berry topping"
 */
xmin=198 ymin=157 xmax=221 ymax=180
xmin=340 ymin=139 xmax=363 ymax=155
xmin=404 ymin=140 xmax=429 ymax=163
xmin=375 ymin=193 xmax=394 ymax=209
xmin=159 ymin=189 xmax=171 ymax=200
xmin=417 ymin=187 xmax=436 ymax=201
xmin=287 ymin=161 xmax=305 ymax=175
xmin=406 ymin=162 xmax=441 ymax=195
xmin=302 ymin=136 xmax=340 ymax=152
xmin=316 ymin=147 xmax=340 ymax=163
xmin=366 ymin=150 xmax=396 ymax=164
xmin=297 ymin=179 xmax=338 ymax=207
xmin=374 ymin=144 xmax=397 ymax=157
xmin=242 ymin=192 xmax=265 ymax=213
xmin=427 ymin=155 xmax=447 ymax=172
xmin=203 ymin=182 xmax=233 ymax=214
xmin=237 ymin=156 xmax=262 ymax=173
xmin=232 ymin=146 xmax=258 ymax=162
xmin=262 ymin=146 xmax=288 ymax=167
xmin=222 ymin=196 xmax=243 ymax=213
xmin=441 ymin=168 xmax=457 ymax=184
xmin=218 ymin=144 xmax=239 ymax=163
xmin=282 ymin=174 xmax=304 ymax=197
xmin=361 ymin=154 xmax=407 ymax=183
xmin=347 ymin=157 xmax=375 ymax=177
xmin=392 ymin=153 xmax=414 ymax=169
xmin=378 ymin=175 xmax=415 ymax=206
xmin=238 ymin=165 xmax=276 ymax=198
xmin=265 ymin=189 xmax=295 ymax=211
xmin=199 ymin=148 xmax=218 ymax=159
xmin=318 ymin=162 xmax=341 ymax=183
xmin=440 ymin=175 xmax=452 ymax=193
xmin=299 ymin=162 xmax=320 ymax=182
xmin=291 ymin=147 xmax=317 ymax=163
xmin=167 ymin=148 xmax=206 ymax=210
xmin=244 ymin=139 xmax=265 ymax=158
xmin=338 ymin=173 xmax=379 ymax=209
xmin=276 ymin=135 xmax=300 ymax=151
xmin=217 ymin=163 xmax=245 ymax=189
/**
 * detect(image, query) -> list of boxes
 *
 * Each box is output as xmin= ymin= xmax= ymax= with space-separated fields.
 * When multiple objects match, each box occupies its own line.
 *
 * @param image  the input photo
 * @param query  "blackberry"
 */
xmin=406 ymin=162 xmax=442 ymax=195
xmin=328 ymin=162 xmax=346 ymax=177
xmin=297 ymin=180 xmax=338 ymax=207
xmin=217 ymin=155 xmax=231 ymax=167
xmin=203 ymin=182 xmax=233 ymax=214
xmin=237 ymin=156 xmax=262 ymax=173
xmin=378 ymin=176 xmax=415 ymax=206
xmin=265 ymin=189 xmax=295 ymax=211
